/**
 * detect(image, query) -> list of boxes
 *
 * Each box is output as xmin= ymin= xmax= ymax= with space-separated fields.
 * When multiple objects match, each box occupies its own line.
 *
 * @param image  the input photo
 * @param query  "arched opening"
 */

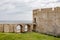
xmin=33 ymin=24 xmax=36 ymax=32
xmin=16 ymin=25 xmax=22 ymax=33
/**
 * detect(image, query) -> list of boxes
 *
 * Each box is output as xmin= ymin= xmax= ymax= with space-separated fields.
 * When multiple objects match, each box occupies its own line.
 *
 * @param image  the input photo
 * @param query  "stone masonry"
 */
xmin=0 ymin=24 xmax=33 ymax=33
xmin=33 ymin=7 xmax=60 ymax=36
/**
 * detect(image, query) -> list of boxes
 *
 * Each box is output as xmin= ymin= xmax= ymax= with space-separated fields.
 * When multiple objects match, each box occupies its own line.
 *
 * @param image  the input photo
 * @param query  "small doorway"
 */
xmin=33 ymin=24 xmax=36 ymax=32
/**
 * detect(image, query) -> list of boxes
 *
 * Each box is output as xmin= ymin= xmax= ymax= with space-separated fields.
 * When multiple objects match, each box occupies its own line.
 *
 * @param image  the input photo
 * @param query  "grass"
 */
xmin=0 ymin=32 xmax=60 ymax=40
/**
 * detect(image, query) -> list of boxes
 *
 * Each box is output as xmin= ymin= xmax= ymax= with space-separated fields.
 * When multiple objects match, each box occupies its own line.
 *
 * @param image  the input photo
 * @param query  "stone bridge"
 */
xmin=0 ymin=24 xmax=33 ymax=33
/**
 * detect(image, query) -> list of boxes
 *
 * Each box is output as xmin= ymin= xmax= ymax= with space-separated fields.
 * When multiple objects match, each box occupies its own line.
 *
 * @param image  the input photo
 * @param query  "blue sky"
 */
xmin=0 ymin=0 xmax=60 ymax=22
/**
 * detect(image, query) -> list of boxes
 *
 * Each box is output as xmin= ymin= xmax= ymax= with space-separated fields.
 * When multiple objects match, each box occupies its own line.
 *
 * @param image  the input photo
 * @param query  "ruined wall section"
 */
xmin=0 ymin=24 xmax=33 ymax=33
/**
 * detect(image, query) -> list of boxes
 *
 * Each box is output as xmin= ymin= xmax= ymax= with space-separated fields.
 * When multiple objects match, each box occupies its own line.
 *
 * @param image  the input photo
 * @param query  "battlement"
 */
xmin=33 ymin=7 xmax=60 ymax=14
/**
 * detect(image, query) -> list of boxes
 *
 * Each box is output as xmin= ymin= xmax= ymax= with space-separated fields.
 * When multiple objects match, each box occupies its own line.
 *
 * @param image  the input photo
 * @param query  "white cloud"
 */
xmin=0 ymin=0 xmax=59 ymax=23
xmin=28 ymin=0 xmax=59 ymax=9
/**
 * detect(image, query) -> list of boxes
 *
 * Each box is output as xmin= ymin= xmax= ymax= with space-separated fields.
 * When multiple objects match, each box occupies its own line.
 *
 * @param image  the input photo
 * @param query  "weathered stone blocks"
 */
xmin=33 ymin=7 xmax=60 ymax=36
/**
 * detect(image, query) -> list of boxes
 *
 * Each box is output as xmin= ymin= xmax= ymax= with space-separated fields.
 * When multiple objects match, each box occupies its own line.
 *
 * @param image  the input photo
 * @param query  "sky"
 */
xmin=0 ymin=0 xmax=60 ymax=23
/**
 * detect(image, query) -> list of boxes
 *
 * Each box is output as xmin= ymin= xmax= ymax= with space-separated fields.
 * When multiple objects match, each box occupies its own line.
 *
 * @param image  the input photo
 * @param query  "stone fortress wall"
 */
xmin=33 ymin=7 xmax=60 ymax=36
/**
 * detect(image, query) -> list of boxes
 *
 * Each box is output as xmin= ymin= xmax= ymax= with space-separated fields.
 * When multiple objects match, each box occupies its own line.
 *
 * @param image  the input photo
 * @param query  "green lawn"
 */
xmin=0 ymin=32 xmax=60 ymax=40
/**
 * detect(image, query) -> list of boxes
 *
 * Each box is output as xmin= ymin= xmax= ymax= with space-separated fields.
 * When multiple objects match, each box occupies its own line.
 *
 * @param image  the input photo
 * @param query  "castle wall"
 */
xmin=33 ymin=7 xmax=60 ymax=36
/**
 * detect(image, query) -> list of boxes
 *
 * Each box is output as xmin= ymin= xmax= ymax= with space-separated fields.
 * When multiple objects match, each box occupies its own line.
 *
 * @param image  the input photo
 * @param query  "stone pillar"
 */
xmin=27 ymin=24 xmax=33 ymax=32
xmin=21 ymin=24 xmax=25 ymax=33
xmin=30 ymin=24 xmax=33 ymax=32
